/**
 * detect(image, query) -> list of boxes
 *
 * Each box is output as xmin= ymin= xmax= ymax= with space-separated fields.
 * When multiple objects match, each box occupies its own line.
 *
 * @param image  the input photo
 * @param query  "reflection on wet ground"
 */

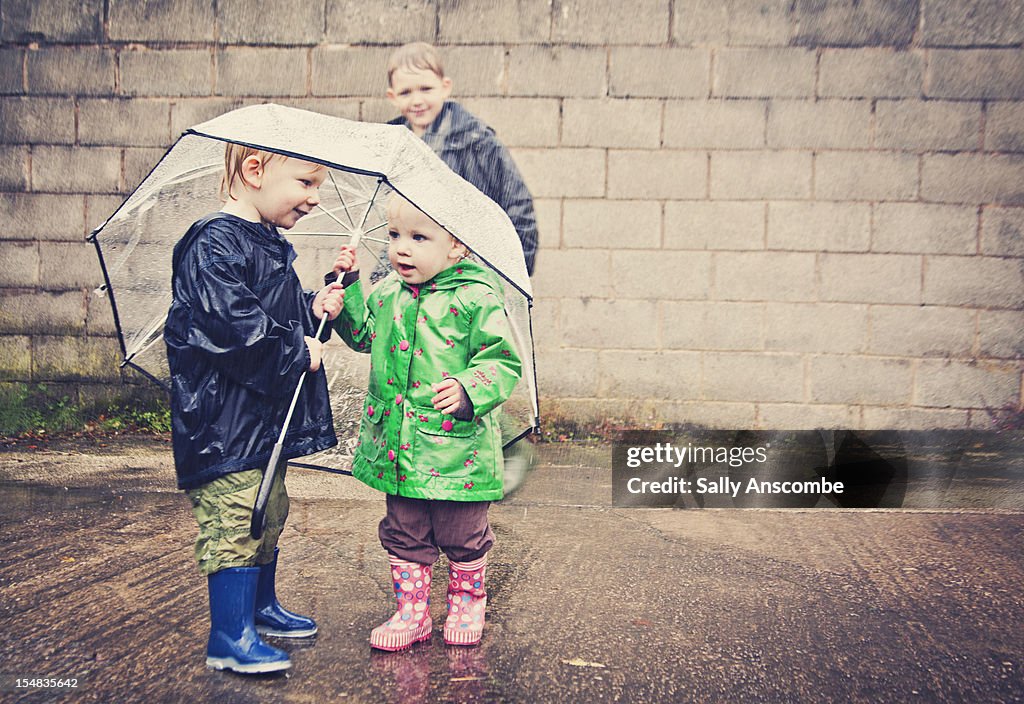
xmin=1 ymin=436 xmax=1023 ymax=703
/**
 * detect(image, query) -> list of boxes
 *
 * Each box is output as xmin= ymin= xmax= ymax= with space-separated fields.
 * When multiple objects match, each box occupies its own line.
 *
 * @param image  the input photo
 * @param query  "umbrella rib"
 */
xmin=125 ymin=317 xmax=167 ymax=362
xmin=327 ymin=170 xmax=357 ymax=229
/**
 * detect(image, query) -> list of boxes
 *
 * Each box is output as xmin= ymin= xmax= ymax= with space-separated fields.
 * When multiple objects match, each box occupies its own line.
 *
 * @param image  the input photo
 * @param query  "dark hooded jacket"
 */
xmin=390 ymin=100 xmax=538 ymax=274
xmin=164 ymin=213 xmax=337 ymax=491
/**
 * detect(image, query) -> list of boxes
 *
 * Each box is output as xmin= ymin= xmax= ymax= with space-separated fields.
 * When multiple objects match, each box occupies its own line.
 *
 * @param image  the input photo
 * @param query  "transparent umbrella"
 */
xmin=89 ymin=104 xmax=539 ymax=526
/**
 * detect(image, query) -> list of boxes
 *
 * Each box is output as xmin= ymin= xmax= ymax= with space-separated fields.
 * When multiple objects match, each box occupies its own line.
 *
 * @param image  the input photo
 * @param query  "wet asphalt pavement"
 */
xmin=1 ymin=437 xmax=1023 ymax=703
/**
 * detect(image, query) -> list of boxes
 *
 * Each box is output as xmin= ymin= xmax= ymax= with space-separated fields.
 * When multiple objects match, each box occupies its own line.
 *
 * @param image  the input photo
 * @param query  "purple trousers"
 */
xmin=378 ymin=493 xmax=494 ymax=565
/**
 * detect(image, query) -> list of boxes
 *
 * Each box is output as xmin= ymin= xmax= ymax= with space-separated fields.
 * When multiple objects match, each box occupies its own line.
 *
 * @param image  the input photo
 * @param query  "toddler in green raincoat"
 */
xmin=331 ymin=194 xmax=522 ymax=651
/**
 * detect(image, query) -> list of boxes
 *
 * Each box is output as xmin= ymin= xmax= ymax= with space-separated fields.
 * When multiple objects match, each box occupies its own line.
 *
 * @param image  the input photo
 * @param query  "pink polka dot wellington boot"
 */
xmin=369 ymin=555 xmax=433 ymax=651
xmin=444 ymin=556 xmax=487 ymax=646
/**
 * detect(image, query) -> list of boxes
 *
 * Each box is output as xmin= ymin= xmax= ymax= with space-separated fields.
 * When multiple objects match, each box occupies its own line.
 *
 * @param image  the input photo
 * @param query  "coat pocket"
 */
xmin=411 ymin=405 xmax=480 ymax=479
xmin=357 ymin=393 xmax=386 ymax=463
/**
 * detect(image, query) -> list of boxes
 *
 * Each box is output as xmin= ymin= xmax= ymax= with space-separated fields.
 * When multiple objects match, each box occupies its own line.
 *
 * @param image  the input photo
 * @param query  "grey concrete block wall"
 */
xmin=0 ymin=0 xmax=1021 ymax=428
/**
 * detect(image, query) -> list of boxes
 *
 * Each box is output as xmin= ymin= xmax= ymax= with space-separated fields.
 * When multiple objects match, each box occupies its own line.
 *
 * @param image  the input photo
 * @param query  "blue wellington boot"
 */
xmin=206 ymin=567 xmax=291 ymax=674
xmin=255 ymin=549 xmax=318 ymax=638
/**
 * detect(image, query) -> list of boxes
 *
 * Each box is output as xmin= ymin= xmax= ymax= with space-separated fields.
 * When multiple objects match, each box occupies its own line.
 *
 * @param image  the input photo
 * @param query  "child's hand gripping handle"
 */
xmin=250 ymin=230 xmax=364 ymax=539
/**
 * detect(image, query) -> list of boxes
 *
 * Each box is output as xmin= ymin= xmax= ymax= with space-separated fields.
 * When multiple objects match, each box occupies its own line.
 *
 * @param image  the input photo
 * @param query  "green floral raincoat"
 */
xmin=334 ymin=260 xmax=522 ymax=501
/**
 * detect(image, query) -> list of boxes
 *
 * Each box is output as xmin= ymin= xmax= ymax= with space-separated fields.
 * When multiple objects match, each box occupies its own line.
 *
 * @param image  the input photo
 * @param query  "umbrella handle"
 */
xmin=250 ymin=314 xmax=331 ymax=539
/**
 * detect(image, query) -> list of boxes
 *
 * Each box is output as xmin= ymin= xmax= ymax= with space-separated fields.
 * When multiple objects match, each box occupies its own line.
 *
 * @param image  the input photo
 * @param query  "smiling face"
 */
xmin=387 ymin=66 xmax=452 ymax=136
xmin=223 ymin=153 xmax=327 ymax=230
xmin=386 ymin=196 xmax=465 ymax=284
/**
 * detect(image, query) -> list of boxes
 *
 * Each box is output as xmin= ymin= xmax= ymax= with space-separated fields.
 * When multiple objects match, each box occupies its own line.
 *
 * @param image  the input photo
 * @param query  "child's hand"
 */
xmin=313 ymin=282 xmax=345 ymax=320
xmin=431 ymin=378 xmax=468 ymax=416
xmin=305 ymin=336 xmax=323 ymax=372
xmin=332 ymin=244 xmax=358 ymax=275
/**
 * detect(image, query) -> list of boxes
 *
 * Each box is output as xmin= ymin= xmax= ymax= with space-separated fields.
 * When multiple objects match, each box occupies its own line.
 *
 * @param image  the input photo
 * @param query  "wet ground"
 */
xmin=1 ymin=435 xmax=1023 ymax=703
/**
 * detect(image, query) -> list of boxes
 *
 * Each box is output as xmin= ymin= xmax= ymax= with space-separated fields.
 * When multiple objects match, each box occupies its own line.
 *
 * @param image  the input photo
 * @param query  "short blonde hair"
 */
xmin=219 ymin=143 xmax=280 ymax=202
xmin=386 ymin=42 xmax=445 ymax=86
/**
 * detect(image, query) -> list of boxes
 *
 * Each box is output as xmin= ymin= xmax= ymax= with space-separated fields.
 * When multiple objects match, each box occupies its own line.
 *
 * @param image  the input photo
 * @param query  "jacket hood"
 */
xmin=389 ymin=101 xmax=495 ymax=152
xmin=402 ymin=259 xmax=503 ymax=296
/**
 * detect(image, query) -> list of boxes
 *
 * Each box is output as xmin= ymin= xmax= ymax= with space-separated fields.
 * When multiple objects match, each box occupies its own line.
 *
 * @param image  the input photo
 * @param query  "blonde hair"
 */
xmin=219 ymin=143 xmax=279 ymax=202
xmin=386 ymin=42 xmax=445 ymax=85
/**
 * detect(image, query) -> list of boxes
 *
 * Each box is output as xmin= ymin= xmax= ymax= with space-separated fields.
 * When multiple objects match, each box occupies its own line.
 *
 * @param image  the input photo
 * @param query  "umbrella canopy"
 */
xmin=89 ymin=103 xmax=538 ymax=470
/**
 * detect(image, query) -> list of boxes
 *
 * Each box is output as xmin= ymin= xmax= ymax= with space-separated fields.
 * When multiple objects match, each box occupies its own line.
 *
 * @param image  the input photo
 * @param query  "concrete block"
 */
xmin=460 ymin=98 xmax=560 ymax=147
xmin=609 ymin=48 xmax=709 ymax=98
xmin=609 ymin=150 xmax=706 ymax=200
xmin=86 ymin=289 xmax=118 ymax=336
xmin=711 ymin=151 xmax=812 ymax=200
xmin=714 ymin=49 xmax=816 ymax=98
xmin=929 ymin=50 xmax=1024 ymax=100
xmin=553 ymin=0 xmax=670 ymax=44
xmin=121 ymin=49 xmax=212 ymax=98
xmin=767 ymin=99 xmax=871 ymax=150
xmin=217 ymin=48 xmax=308 ymax=97
xmin=26 ymin=47 xmax=115 ymax=97
xmin=978 ymin=311 xmax=1024 ymax=359
xmin=922 ymin=154 xmax=1024 ymax=206
xmin=563 ymin=199 xmax=661 ymax=249
xmin=664 ymin=201 xmax=765 ymax=251
xmin=1 ymin=0 xmax=103 ymax=42
xmin=170 ymin=98 xmax=250 ymax=137
xmin=326 ymin=0 xmax=435 ymax=44
xmin=916 ymin=359 xmax=1019 ymax=409
xmin=658 ymin=401 xmax=757 ymax=429
xmin=360 ymin=97 xmax=397 ymax=124
xmin=982 ymin=207 xmax=1024 ymax=257
xmin=0 ymin=146 xmax=28 ymax=190
xmin=563 ymin=99 xmax=661 ymax=148
xmin=875 ymin=100 xmax=981 ymax=151
xmin=765 ymin=302 xmax=867 ymax=353
xmin=815 ymin=152 xmax=918 ymax=201
xmin=767 ymin=202 xmax=871 ymax=252
xmin=0 ymin=335 xmax=32 ymax=380
xmin=809 ymin=355 xmax=913 ymax=405
xmin=313 ymin=46 xmax=393 ymax=97
xmin=663 ymin=100 xmax=766 ymax=149
xmin=0 ymin=193 xmax=85 ymax=241
xmin=124 ymin=147 xmax=171 ymax=193
xmin=713 ymin=251 xmax=817 ymax=302
xmin=535 ymin=348 xmax=600 ymax=398
xmin=530 ymin=296 xmax=561 ymax=352
xmin=443 ymin=46 xmax=507 ymax=98
xmin=758 ymin=403 xmax=859 ymax=430
xmin=873 ymin=203 xmax=977 ymax=255
xmin=818 ymin=49 xmax=924 ymax=98
xmin=790 ymin=0 xmax=917 ymax=48
xmin=868 ymin=305 xmax=975 ymax=357
xmin=560 ymin=298 xmax=660 ymax=349
xmin=0 ymin=48 xmax=22 ymax=95
xmin=924 ymin=255 xmax=1024 ymax=308
xmin=508 ymin=47 xmax=606 ymax=98
xmin=276 ymin=98 xmax=361 ymax=121
xmin=32 ymin=335 xmax=122 ymax=382
xmin=108 ymin=0 xmax=215 ymax=42
xmin=513 ymin=148 xmax=605 ymax=198
xmin=39 ymin=242 xmax=104 ymax=289
xmin=440 ymin=0 xmax=550 ymax=43
xmin=612 ymin=250 xmax=712 ymax=300
xmin=0 ymin=97 xmax=75 ymax=145
xmin=79 ymin=99 xmax=172 ymax=148
xmin=598 ymin=350 xmax=701 ymax=400
xmin=86 ymin=195 xmax=132 ymax=236
xmin=0 ymin=242 xmax=39 ymax=286
xmin=220 ymin=0 xmax=325 ymax=44
xmin=704 ymin=352 xmax=804 ymax=403
xmin=531 ymin=249 xmax=612 ymax=299
xmin=32 ymin=146 xmax=121 ymax=195
xmin=819 ymin=253 xmax=921 ymax=304
xmin=922 ymin=1 xmax=1024 ymax=47
xmin=661 ymin=301 xmax=763 ymax=351
xmin=0 ymin=290 xmax=86 ymax=334
xmin=863 ymin=407 xmax=972 ymax=430
xmin=533 ymin=199 xmax=561 ymax=250
xmin=985 ymin=101 xmax=1024 ymax=152
xmin=673 ymin=0 xmax=793 ymax=47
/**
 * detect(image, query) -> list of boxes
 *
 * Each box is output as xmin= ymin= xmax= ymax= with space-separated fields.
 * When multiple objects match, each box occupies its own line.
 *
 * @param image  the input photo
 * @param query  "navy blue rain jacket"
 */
xmin=164 ymin=214 xmax=337 ymax=491
xmin=390 ymin=100 xmax=538 ymax=274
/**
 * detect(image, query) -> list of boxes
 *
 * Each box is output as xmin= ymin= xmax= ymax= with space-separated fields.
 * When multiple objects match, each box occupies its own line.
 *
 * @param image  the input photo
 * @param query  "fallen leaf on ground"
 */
xmin=562 ymin=658 xmax=606 ymax=668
